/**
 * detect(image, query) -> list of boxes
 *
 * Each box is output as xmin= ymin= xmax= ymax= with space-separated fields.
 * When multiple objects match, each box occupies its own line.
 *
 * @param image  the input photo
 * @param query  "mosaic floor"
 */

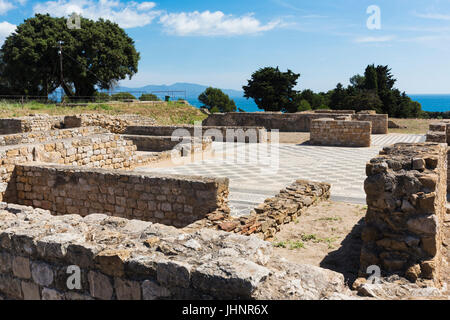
xmin=138 ymin=134 xmax=426 ymax=216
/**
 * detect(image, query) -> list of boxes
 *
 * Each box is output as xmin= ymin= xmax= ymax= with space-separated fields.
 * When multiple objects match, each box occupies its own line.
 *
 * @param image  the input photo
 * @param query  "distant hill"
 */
xmin=116 ymin=82 xmax=244 ymax=99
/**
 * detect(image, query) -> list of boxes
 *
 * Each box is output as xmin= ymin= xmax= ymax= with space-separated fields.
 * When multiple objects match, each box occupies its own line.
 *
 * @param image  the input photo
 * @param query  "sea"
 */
xmin=188 ymin=94 xmax=450 ymax=113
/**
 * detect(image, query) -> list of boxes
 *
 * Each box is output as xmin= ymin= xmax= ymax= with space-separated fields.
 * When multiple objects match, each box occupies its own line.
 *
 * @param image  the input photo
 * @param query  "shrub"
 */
xmin=111 ymin=92 xmax=136 ymax=101
xmin=139 ymin=93 xmax=160 ymax=101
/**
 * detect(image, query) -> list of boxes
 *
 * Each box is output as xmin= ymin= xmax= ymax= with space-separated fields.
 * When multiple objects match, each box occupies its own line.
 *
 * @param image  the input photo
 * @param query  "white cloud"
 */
xmin=355 ymin=35 xmax=395 ymax=43
xmin=416 ymin=12 xmax=450 ymax=21
xmin=33 ymin=0 xmax=160 ymax=28
xmin=159 ymin=10 xmax=280 ymax=36
xmin=0 ymin=0 xmax=14 ymax=14
xmin=0 ymin=21 xmax=16 ymax=45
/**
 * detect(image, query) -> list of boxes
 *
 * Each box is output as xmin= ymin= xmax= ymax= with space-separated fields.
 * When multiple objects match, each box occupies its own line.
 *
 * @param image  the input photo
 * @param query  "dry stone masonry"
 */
xmin=362 ymin=143 xmax=447 ymax=286
xmin=0 ymin=115 xmax=64 ymax=134
xmin=0 ymin=127 xmax=107 ymax=146
xmin=202 ymin=110 xmax=388 ymax=134
xmin=186 ymin=180 xmax=331 ymax=240
xmin=64 ymin=114 xmax=157 ymax=134
xmin=12 ymin=164 xmax=229 ymax=228
xmin=0 ymin=203 xmax=350 ymax=300
xmin=425 ymin=121 xmax=450 ymax=186
xmin=125 ymin=125 xmax=268 ymax=143
xmin=310 ymin=118 xmax=371 ymax=147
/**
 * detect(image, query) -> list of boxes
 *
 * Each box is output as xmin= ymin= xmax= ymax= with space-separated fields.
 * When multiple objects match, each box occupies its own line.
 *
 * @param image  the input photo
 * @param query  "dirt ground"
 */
xmin=272 ymin=200 xmax=450 ymax=295
xmin=271 ymin=201 xmax=366 ymax=286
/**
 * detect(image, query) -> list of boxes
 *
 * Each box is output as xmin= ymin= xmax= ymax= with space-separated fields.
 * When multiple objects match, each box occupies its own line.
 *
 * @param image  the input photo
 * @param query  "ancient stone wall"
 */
xmin=64 ymin=114 xmax=156 ymax=134
xmin=362 ymin=143 xmax=447 ymax=286
xmin=0 ymin=202 xmax=348 ymax=300
xmin=202 ymin=111 xmax=387 ymax=134
xmin=353 ymin=114 xmax=388 ymax=134
xmin=125 ymin=125 xmax=268 ymax=143
xmin=121 ymin=135 xmax=212 ymax=153
xmin=310 ymin=119 xmax=371 ymax=147
xmin=425 ymin=122 xmax=450 ymax=187
xmin=194 ymin=180 xmax=331 ymax=240
xmin=0 ymin=115 xmax=64 ymax=134
xmin=0 ymin=134 xmax=145 ymax=202
xmin=12 ymin=164 xmax=229 ymax=228
xmin=0 ymin=127 xmax=107 ymax=146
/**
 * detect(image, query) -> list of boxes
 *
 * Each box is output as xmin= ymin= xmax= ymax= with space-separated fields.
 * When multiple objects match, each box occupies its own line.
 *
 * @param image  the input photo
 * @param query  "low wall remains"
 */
xmin=202 ymin=111 xmax=388 ymax=134
xmin=0 ymin=115 xmax=64 ymax=134
xmin=310 ymin=119 xmax=371 ymax=147
xmin=425 ymin=122 xmax=450 ymax=187
xmin=0 ymin=127 xmax=107 ymax=146
xmin=0 ymin=134 xmax=148 ymax=202
xmin=362 ymin=143 xmax=447 ymax=286
xmin=0 ymin=202 xmax=349 ymax=300
xmin=64 ymin=114 xmax=156 ymax=134
xmin=121 ymin=135 xmax=212 ymax=153
xmin=12 ymin=164 xmax=229 ymax=228
xmin=124 ymin=125 xmax=267 ymax=143
xmin=194 ymin=180 xmax=331 ymax=240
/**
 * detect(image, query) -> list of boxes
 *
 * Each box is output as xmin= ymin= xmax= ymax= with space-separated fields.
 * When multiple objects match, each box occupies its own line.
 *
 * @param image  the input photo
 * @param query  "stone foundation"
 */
xmin=11 ymin=164 xmax=229 ymax=228
xmin=202 ymin=111 xmax=388 ymax=134
xmin=0 ymin=203 xmax=349 ymax=300
xmin=361 ymin=143 xmax=447 ymax=286
xmin=425 ymin=122 xmax=450 ymax=187
xmin=121 ymin=135 xmax=212 ymax=153
xmin=187 ymin=180 xmax=331 ymax=240
xmin=64 ymin=114 xmax=156 ymax=134
xmin=125 ymin=125 xmax=268 ymax=143
xmin=0 ymin=127 xmax=107 ymax=146
xmin=310 ymin=119 xmax=371 ymax=147
xmin=0 ymin=115 xmax=64 ymax=134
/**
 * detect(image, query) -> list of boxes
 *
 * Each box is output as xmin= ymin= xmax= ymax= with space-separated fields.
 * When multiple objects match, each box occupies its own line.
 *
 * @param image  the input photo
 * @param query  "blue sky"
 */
xmin=1 ymin=0 xmax=450 ymax=93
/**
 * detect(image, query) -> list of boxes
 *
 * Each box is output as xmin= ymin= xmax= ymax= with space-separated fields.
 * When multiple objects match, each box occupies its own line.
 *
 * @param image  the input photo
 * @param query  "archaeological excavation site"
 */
xmin=0 ymin=110 xmax=449 ymax=300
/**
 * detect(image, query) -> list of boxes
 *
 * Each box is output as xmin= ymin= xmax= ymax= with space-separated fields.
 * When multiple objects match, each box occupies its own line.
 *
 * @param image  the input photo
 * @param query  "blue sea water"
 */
xmin=188 ymin=95 xmax=450 ymax=113
xmin=408 ymin=95 xmax=450 ymax=113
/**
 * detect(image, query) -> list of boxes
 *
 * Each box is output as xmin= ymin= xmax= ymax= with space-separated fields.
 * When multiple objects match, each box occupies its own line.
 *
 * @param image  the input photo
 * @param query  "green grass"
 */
xmin=315 ymin=216 xmax=342 ymax=222
xmin=300 ymin=233 xmax=338 ymax=249
xmin=0 ymin=100 xmax=207 ymax=125
xmin=273 ymin=240 xmax=305 ymax=250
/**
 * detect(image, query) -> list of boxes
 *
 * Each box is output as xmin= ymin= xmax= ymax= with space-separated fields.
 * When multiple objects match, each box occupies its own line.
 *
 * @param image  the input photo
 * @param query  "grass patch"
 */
xmin=315 ymin=216 xmax=342 ymax=222
xmin=0 ymin=100 xmax=207 ymax=125
xmin=300 ymin=233 xmax=338 ymax=249
xmin=273 ymin=240 xmax=305 ymax=250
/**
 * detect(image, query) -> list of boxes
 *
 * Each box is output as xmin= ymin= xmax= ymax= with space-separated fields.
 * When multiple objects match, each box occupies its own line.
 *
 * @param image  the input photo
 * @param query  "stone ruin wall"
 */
xmin=0 ymin=133 xmax=143 ymax=201
xmin=0 ymin=115 xmax=64 ymax=134
xmin=425 ymin=121 xmax=450 ymax=187
xmin=0 ymin=203 xmax=349 ymax=300
xmin=189 ymin=180 xmax=331 ymax=240
xmin=362 ymin=143 xmax=447 ymax=286
xmin=202 ymin=111 xmax=388 ymax=134
xmin=125 ymin=125 xmax=268 ymax=143
xmin=121 ymin=135 xmax=212 ymax=154
xmin=11 ymin=164 xmax=229 ymax=228
xmin=0 ymin=126 xmax=107 ymax=147
xmin=64 ymin=114 xmax=157 ymax=134
xmin=310 ymin=118 xmax=372 ymax=147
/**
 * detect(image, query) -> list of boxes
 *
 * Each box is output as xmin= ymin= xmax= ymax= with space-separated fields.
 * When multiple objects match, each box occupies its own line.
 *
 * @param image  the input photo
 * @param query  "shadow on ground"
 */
xmin=320 ymin=217 xmax=365 ymax=286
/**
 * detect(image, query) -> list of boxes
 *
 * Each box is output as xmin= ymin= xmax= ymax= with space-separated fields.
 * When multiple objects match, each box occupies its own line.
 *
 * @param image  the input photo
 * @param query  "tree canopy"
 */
xmin=198 ymin=87 xmax=236 ymax=113
xmin=328 ymin=64 xmax=423 ymax=117
xmin=0 ymin=14 xmax=140 ymax=98
xmin=243 ymin=67 xmax=300 ymax=113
